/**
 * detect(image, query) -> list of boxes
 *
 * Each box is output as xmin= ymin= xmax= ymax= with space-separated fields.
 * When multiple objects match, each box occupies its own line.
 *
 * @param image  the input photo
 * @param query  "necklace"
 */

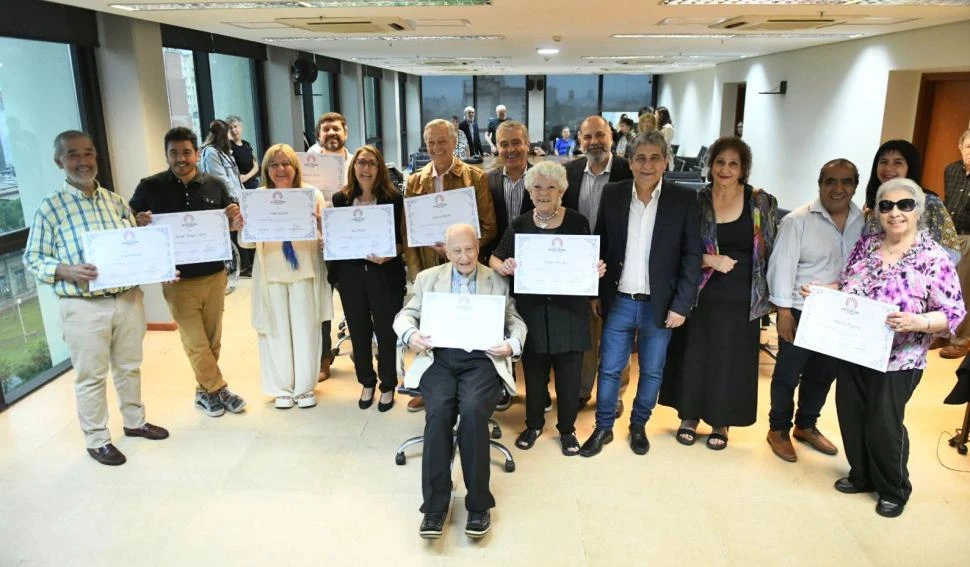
xmin=534 ymin=207 xmax=560 ymax=229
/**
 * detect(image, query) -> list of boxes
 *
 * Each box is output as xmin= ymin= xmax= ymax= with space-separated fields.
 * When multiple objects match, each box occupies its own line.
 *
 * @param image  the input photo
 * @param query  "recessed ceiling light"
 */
xmin=613 ymin=33 xmax=737 ymax=40
xmin=537 ymin=48 xmax=560 ymax=55
xmin=264 ymin=34 xmax=504 ymax=42
xmin=112 ymin=0 xmax=492 ymax=10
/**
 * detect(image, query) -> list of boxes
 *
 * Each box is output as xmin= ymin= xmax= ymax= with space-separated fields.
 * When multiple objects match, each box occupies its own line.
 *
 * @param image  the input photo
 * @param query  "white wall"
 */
xmin=339 ymin=62 xmax=364 ymax=151
xmin=380 ymin=70 xmax=401 ymax=167
xmin=527 ymin=76 xmax=545 ymax=143
xmin=658 ymin=20 xmax=970 ymax=210
xmin=405 ymin=74 xmax=422 ymax=159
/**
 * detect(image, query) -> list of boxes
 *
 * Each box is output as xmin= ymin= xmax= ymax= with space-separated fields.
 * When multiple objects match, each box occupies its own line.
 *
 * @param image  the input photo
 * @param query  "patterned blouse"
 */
xmin=863 ymin=193 xmax=960 ymax=264
xmin=839 ymin=231 xmax=966 ymax=371
xmin=697 ymin=185 xmax=779 ymax=321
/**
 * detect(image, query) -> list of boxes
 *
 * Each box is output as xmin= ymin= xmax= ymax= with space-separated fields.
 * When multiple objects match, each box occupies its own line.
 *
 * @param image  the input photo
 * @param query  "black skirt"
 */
xmin=658 ymin=294 xmax=760 ymax=427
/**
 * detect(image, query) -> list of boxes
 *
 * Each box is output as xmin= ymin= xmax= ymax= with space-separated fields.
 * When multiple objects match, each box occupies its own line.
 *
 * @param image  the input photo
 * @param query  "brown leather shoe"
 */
xmin=318 ymin=356 xmax=332 ymax=382
xmin=939 ymin=343 xmax=970 ymax=359
xmin=767 ymin=429 xmax=797 ymax=462
xmin=793 ymin=426 xmax=838 ymax=455
xmin=407 ymin=395 xmax=425 ymax=412
xmin=929 ymin=337 xmax=949 ymax=350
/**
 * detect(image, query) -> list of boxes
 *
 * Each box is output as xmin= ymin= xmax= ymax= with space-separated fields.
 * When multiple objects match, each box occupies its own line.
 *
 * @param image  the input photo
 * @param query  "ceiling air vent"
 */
xmin=712 ymin=16 xmax=841 ymax=32
xmin=277 ymin=17 xmax=415 ymax=34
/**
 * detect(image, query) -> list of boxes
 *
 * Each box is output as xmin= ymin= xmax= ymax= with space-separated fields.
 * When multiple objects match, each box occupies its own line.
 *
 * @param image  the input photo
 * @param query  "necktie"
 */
xmin=282 ymin=241 xmax=299 ymax=270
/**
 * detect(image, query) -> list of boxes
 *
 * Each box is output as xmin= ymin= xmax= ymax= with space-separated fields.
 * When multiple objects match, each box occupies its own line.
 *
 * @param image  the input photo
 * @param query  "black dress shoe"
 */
xmin=465 ymin=510 xmax=491 ymax=538
xmin=629 ymin=424 xmax=650 ymax=455
xmin=87 ymin=443 xmax=126 ymax=466
xmin=615 ymin=400 xmax=624 ymax=419
xmin=834 ymin=477 xmax=871 ymax=494
xmin=123 ymin=423 xmax=169 ymax=440
xmin=419 ymin=512 xmax=446 ymax=539
xmin=876 ymin=499 xmax=905 ymax=518
xmin=579 ymin=428 xmax=614 ymax=457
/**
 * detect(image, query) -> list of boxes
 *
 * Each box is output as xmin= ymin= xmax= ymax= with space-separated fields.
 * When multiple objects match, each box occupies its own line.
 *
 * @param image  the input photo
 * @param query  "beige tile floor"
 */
xmin=3 ymin=280 xmax=970 ymax=566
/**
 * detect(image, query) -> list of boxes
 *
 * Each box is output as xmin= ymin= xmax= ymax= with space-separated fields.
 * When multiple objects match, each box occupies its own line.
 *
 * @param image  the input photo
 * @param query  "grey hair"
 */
xmin=463 ymin=106 xmax=475 ymax=116
xmin=524 ymin=161 xmax=568 ymax=192
xmin=628 ymin=131 xmax=670 ymax=160
xmin=496 ymin=104 xmax=507 ymax=113
xmin=53 ymin=130 xmax=94 ymax=160
xmin=225 ymin=115 xmax=243 ymax=125
xmin=423 ymin=119 xmax=457 ymax=143
xmin=874 ymin=178 xmax=926 ymax=225
xmin=496 ymin=120 xmax=528 ymax=142
xmin=960 ymin=128 xmax=970 ymax=147
xmin=445 ymin=223 xmax=478 ymax=244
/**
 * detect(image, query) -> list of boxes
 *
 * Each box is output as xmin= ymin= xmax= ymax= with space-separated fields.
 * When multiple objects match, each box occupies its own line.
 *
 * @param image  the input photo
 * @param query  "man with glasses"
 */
xmin=23 ymin=130 xmax=169 ymax=466
xmin=765 ymin=159 xmax=864 ymax=462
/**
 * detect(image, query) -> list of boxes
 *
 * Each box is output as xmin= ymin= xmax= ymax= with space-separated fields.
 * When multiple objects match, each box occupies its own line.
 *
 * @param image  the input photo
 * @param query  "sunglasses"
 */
xmin=877 ymin=199 xmax=917 ymax=214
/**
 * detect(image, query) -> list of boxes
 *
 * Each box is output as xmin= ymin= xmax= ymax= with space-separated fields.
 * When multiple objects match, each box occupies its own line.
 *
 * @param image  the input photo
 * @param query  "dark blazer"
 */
xmin=596 ymin=178 xmax=703 ymax=327
xmin=482 ymin=165 xmax=535 ymax=259
xmin=562 ymin=155 xmax=633 ymax=219
xmin=459 ymin=120 xmax=483 ymax=156
xmin=326 ymin=189 xmax=406 ymax=290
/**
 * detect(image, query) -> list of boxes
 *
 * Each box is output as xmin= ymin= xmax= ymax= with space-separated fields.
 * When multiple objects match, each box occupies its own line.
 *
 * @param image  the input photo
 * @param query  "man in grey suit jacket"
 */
xmin=394 ymin=223 xmax=527 ymax=541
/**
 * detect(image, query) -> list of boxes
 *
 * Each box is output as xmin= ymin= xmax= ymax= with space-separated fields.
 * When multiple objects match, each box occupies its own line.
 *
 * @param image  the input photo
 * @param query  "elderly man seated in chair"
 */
xmin=393 ymin=223 xmax=527 ymax=540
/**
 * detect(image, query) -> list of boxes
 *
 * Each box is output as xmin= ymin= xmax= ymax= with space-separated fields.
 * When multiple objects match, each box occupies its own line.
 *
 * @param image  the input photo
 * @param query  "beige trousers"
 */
xmin=258 ymin=279 xmax=322 ymax=398
xmin=952 ymin=235 xmax=970 ymax=344
xmin=162 ymin=271 xmax=227 ymax=393
xmin=59 ymin=287 xmax=146 ymax=449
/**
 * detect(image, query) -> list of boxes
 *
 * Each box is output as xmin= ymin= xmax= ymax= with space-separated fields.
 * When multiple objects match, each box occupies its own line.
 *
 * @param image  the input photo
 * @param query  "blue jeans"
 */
xmin=595 ymin=295 xmax=673 ymax=429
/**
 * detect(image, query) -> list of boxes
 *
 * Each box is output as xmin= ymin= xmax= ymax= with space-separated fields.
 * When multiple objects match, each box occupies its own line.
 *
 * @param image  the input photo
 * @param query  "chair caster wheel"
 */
xmin=959 ymin=444 xmax=968 ymax=456
xmin=491 ymin=426 xmax=501 ymax=439
xmin=395 ymin=453 xmax=406 ymax=465
xmin=504 ymin=460 xmax=515 ymax=473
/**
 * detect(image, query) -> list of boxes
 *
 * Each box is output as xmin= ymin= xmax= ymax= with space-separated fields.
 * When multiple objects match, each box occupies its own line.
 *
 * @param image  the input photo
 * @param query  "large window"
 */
xmin=210 ymin=52 xmax=260 ymax=157
xmin=363 ymin=73 xmax=382 ymax=150
xmin=421 ymin=75 xmax=473 ymax=125
xmin=476 ymin=75 xmax=527 ymax=132
xmin=162 ymin=47 xmax=200 ymax=137
xmin=544 ymin=75 xmax=599 ymax=143
xmin=601 ymin=74 xmax=653 ymax=124
xmin=311 ymin=72 xmax=335 ymax=125
xmin=0 ymin=37 xmax=83 ymax=404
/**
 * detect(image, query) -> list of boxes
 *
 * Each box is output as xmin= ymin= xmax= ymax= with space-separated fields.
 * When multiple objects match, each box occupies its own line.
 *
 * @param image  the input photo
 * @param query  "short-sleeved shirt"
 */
xmin=129 ymin=169 xmax=233 ymax=279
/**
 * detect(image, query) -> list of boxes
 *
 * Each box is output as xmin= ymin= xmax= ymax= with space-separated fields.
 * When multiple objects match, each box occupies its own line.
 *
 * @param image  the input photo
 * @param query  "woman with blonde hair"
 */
xmin=240 ymin=143 xmax=333 ymax=409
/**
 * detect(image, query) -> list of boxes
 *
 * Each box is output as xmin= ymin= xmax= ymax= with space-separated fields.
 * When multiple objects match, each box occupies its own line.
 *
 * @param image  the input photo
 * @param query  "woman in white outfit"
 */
xmin=240 ymin=143 xmax=334 ymax=409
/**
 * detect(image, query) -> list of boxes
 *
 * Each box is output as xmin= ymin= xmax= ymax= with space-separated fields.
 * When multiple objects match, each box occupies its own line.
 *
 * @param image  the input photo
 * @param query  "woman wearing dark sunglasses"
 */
xmin=806 ymin=178 xmax=964 ymax=518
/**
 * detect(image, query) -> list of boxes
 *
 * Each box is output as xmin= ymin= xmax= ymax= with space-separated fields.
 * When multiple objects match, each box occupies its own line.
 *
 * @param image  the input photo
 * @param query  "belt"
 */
xmin=59 ymin=288 xmax=129 ymax=300
xmin=617 ymin=292 xmax=650 ymax=301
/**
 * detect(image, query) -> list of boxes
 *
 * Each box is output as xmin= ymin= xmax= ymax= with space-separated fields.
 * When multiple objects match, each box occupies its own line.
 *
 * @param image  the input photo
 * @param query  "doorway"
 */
xmin=720 ymin=82 xmax=746 ymax=138
xmin=913 ymin=72 xmax=970 ymax=196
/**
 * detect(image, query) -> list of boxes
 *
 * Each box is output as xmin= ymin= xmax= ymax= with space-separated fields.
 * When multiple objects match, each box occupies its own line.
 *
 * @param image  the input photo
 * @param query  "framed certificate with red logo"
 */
xmin=404 ymin=187 xmax=480 ymax=247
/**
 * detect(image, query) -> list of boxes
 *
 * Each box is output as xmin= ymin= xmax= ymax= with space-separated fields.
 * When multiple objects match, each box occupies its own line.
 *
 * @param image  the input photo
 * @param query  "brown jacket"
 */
xmin=403 ymin=157 xmax=496 ymax=281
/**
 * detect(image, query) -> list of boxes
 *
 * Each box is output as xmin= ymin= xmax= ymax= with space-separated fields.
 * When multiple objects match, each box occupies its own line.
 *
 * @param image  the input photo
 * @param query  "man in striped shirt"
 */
xmin=22 ymin=131 xmax=169 ymax=467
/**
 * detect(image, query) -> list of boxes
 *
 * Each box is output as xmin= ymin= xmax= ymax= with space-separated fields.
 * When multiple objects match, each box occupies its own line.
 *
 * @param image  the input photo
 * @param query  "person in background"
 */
xmin=130 ymin=127 xmax=246 ymax=419
xmin=199 ymin=119 xmax=244 ymax=204
xmin=239 ymin=144 xmax=332 ymax=410
xmin=459 ymin=106 xmax=484 ymax=157
xmin=227 ymin=115 xmax=258 ymax=277
xmin=659 ymin=136 xmax=778 ymax=451
xmin=555 ymin=127 xmax=576 ymax=157
xmin=938 ymin=129 xmax=970 ymax=359
xmin=328 ymin=146 xmax=406 ymax=412
xmin=655 ymin=107 xmax=675 ymax=149
xmin=636 ymin=113 xmax=657 ymax=138
xmin=23 ymin=130 xmax=169 ymax=466
xmin=451 ymin=115 xmax=471 ymax=159
xmin=822 ymin=178 xmax=964 ymax=518
xmin=486 ymin=104 xmax=509 ymax=154
xmin=615 ymin=117 xmax=636 ymax=159
xmin=764 ymin=159 xmax=864 ymax=463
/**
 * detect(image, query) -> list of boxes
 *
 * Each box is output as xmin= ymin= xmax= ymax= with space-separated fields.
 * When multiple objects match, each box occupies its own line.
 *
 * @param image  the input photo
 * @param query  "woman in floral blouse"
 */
xmin=814 ymin=178 xmax=964 ymax=519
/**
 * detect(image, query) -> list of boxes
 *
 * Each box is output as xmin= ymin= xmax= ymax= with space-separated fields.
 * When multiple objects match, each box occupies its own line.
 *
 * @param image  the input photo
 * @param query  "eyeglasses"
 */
xmin=877 ymin=198 xmax=917 ymax=213
xmin=269 ymin=162 xmax=293 ymax=170
xmin=354 ymin=159 xmax=379 ymax=169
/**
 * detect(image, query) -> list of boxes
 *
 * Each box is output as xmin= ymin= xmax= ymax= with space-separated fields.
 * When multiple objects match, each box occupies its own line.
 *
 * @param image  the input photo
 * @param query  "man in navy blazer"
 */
xmin=459 ymin=106 xmax=484 ymax=156
xmin=579 ymin=131 xmax=703 ymax=457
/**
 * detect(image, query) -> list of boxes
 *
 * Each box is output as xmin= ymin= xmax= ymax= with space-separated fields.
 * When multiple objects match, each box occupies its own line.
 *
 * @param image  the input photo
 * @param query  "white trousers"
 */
xmin=59 ymin=287 xmax=146 ymax=448
xmin=258 ymin=279 xmax=322 ymax=398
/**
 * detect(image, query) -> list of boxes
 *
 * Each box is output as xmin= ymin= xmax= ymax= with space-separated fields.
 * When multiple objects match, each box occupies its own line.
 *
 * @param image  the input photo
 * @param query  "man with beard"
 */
xmin=24 ymin=131 xmax=170 ymax=466
xmin=307 ymin=112 xmax=351 ymax=378
xmin=564 ymin=116 xmax=633 ymax=414
xmin=130 ymin=127 xmax=246 ymax=419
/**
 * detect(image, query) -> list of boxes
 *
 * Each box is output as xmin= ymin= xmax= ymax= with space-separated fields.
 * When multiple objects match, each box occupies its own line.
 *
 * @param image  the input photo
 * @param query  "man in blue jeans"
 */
xmin=579 ymin=131 xmax=702 ymax=457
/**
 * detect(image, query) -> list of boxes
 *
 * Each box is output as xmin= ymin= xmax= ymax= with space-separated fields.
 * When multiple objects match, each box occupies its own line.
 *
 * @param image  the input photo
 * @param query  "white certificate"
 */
xmin=82 ymin=225 xmax=176 ymax=291
xmin=322 ymin=204 xmax=397 ymax=261
xmin=298 ymin=152 xmax=345 ymax=203
xmin=404 ymin=187 xmax=480 ymax=248
xmin=513 ymin=234 xmax=600 ymax=296
xmin=794 ymin=286 xmax=896 ymax=372
xmin=239 ymin=188 xmax=318 ymax=242
xmin=151 ymin=210 xmax=231 ymax=265
xmin=419 ymin=292 xmax=505 ymax=351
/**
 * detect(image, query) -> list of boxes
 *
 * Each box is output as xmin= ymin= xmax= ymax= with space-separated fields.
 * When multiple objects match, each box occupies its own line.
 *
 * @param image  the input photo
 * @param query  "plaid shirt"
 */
xmin=944 ymin=160 xmax=970 ymax=234
xmin=23 ymin=181 xmax=135 ymax=297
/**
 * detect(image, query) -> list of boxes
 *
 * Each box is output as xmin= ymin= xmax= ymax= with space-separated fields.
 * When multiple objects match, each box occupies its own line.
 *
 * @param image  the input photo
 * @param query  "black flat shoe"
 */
xmin=629 ymin=424 xmax=650 ymax=455
xmin=359 ymin=387 xmax=375 ymax=410
xmin=377 ymin=391 xmax=395 ymax=412
xmin=123 ymin=423 xmax=169 ymax=440
xmin=579 ymin=428 xmax=613 ymax=457
xmin=465 ymin=510 xmax=491 ymax=538
xmin=834 ymin=477 xmax=872 ymax=494
xmin=515 ymin=428 xmax=542 ymax=450
xmin=876 ymin=499 xmax=905 ymax=518
xmin=87 ymin=443 xmax=126 ymax=466
xmin=560 ymin=433 xmax=580 ymax=456
xmin=419 ymin=512 xmax=446 ymax=539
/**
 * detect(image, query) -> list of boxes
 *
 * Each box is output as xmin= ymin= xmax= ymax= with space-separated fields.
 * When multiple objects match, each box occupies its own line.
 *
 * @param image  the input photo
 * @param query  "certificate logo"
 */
xmin=122 ymin=230 xmax=138 ymax=245
xmin=548 ymin=237 xmax=565 ymax=252
xmin=353 ymin=208 xmax=365 ymax=221
xmin=182 ymin=214 xmax=196 ymax=227
xmin=433 ymin=195 xmax=447 ymax=208
xmin=841 ymin=297 xmax=859 ymax=315
xmin=458 ymin=296 xmax=472 ymax=309
xmin=304 ymin=154 xmax=317 ymax=165
xmin=271 ymin=191 xmax=285 ymax=203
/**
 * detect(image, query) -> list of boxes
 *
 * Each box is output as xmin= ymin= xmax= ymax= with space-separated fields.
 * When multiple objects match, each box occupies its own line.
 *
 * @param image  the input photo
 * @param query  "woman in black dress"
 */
xmin=659 ymin=137 xmax=777 ymax=450
xmin=328 ymin=146 xmax=406 ymax=412
xmin=489 ymin=161 xmax=606 ymax=455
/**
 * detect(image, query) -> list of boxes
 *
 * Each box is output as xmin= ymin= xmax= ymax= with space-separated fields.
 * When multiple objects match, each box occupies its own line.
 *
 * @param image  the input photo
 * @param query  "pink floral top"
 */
xmin=839 ymin=231 xmax=966 ymax=371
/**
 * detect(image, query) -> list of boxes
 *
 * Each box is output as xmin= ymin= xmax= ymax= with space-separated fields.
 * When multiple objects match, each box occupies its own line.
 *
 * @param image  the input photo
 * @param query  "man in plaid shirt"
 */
xmin=939 ymin=129 xmax=970 ymax=359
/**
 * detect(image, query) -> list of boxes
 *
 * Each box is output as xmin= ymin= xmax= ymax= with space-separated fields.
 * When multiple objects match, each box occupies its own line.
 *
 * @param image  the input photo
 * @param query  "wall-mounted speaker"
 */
xmin=292 ymin=58 xmax=318 ymax=83
xmin=536 ymin=78 xmax=545 ymax=92
xmin=527 ymin=78 xmax=535 ymax=91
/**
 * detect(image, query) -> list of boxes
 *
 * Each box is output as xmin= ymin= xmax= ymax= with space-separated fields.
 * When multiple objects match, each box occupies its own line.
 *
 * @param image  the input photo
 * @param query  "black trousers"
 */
xmin=768 ymin=309 xmax=837 ymax=431
xmin=420 ymin=348 xmax=502 ymax=514
xmin=836 ymin=361 xmax=922 ymax=504
xmin=335 ymin=263 xmax=404 ymax=392
xmin=522 ymin=348 xmax=582 ymax=435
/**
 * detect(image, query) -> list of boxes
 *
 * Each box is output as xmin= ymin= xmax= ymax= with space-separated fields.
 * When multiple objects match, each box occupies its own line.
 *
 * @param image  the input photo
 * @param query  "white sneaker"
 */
xmin=295 ymin=392 xmax=317 ymax=408
xmin=275 ymin=396 xmax=295 ymax=409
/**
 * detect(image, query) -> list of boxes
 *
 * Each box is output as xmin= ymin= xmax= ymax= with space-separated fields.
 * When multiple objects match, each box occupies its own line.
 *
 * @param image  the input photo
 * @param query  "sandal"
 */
xmin=707 ymin=430 xmax=729 ymax=451
xmin=676 ymin=428 xmax=697 ymax=446
xmin=515 ymin=428 xmax=542 ymax=450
